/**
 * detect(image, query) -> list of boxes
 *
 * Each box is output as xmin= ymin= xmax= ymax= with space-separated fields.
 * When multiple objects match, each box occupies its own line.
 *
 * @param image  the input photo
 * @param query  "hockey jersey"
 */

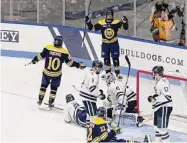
xmin=79 ymin=70 xmax=100 ymax=102
xmin=153 ymin=77 xmax=173 ymax=111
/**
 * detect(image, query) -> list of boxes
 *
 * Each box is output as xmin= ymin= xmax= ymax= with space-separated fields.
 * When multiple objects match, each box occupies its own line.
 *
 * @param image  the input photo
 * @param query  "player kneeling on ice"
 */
xmin=79 ymin=60 xmax=105 ymax=124
xmin=64 ymin=94 xmax=87 ymax=128
xmin=31 ymin=36 xmax=86 ymax=109
xmin=148 ymin=66 xmax=173 ymax=142
xmin=87 ymin=107 xmax=151 ymax=143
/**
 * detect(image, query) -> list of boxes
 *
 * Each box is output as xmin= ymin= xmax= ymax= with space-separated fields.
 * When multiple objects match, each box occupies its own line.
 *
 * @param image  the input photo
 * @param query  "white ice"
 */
xmin=1 ymin=57 xmax=187 ymax=142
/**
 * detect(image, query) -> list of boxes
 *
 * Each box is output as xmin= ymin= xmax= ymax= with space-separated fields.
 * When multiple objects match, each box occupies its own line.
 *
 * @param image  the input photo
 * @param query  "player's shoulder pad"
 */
xmin=97 ymin=19 xmax=106 ymax=25
xmin=45 ymin=45 xmax=69 ymax=55
xmin=112 ymin=18 xmax=121 ymax=24
xmin=92 ymin=117 xmax=106 ymax=125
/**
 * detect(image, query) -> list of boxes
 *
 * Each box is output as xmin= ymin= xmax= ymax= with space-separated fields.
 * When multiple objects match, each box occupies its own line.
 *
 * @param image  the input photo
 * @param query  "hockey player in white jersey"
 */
xmin=79 ymin=60 xmax=105 ymax=123
xmin=64 ymin=94 xmax=87 ymax=127
xmin=148 ymin=66 xmax=173 ymax=142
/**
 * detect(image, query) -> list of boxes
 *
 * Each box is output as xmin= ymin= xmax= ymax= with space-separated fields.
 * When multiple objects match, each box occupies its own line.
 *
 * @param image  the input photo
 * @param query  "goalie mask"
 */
xmin=105 ymin=72 xmax=116 ymax=86
xmin=152 ymin=66 xmax=164 ymax=80
xmin=92 ymin=60 xmax=103 ymax=74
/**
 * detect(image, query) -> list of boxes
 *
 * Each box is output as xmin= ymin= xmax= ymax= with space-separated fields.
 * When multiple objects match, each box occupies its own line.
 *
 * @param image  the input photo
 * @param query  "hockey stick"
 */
xmin=81 ymin=0 xmax=92 ymax=48
xmin=24 ymin=62 xmax=32 ymax=66
xmin=118 ymin=55 xmax=131 ymax=126
xmin=72 ymin=85 xmax=80 ymax=92
xmin=43 ymin=103 xmax=63 ymax=111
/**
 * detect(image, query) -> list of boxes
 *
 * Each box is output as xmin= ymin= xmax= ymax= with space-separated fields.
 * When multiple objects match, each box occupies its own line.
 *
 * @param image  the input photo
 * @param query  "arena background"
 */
xmin=1 ymin=0 xmax=186 ymax=44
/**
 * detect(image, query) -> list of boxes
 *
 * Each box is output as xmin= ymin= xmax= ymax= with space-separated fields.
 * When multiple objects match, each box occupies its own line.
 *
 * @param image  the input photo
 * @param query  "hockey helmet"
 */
xmin=105 ymin=72 xmax=115 ymax=86
xmin=106 ymin=9 xmax=114 ymax=23
xmin=54 ymin=36 xmax=63 ymax=47
xmin=92 ymin=60 xmax=103 ymax=74
xmin=97 ymin=107 xmax=106 ymax=117
xmin=65 ymin=94 xmax=75 ymax=103
xmin=152 ymin=66 xmax=164 ymax=78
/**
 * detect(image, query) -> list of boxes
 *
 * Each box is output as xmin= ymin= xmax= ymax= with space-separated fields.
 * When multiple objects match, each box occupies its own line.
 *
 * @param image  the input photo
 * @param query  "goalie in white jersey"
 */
xmin=148 ymin=66 xmax=173 ymax=143
xmin=64 ymin=94 xmax=87 ymax=127
xmin=79 ymin=60 xmax=105 ymax=123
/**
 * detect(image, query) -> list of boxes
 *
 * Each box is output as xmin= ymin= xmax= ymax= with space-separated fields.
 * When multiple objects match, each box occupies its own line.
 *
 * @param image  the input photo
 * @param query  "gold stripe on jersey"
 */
xmin=67 ymin=60 xmax=73 ymax=66
xmin=37 ymin=54 xmax=43 ymax=61
xmin=92 ymin=117 xmax=106 ymax=125
xmin=43 ymin=68 xmax=62 ymax=77
xmin=45 ymin=45 xmax=69 ymax=55
xmin=102 ymin=37 xmax=118 ymax=43
xmin=97 ymin=18 xmax=120 ymax=25
xmin=91 ymin=137 xmax=101 ymax=143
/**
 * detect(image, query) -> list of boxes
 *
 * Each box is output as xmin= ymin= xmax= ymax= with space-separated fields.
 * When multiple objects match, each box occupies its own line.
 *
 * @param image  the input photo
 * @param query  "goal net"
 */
xmin=136 ymin=70 xmax=187 ymax=123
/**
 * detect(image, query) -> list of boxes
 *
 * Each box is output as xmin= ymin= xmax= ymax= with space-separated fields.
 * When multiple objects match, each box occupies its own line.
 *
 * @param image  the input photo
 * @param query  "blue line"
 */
xmin=1 ymin=49 xmax=182 ymax=86
xmin=2 ymin=20 xmax=187 ymax=50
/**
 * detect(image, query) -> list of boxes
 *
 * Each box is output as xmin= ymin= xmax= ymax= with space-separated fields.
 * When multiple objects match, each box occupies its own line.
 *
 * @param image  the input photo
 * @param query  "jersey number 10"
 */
xmin=47 ymin=57 xmax=60 ymax=70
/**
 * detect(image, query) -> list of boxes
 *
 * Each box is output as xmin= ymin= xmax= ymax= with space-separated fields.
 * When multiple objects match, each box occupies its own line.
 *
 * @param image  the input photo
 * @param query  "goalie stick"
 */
xmin=118 ymin=55 xmax=131 ymax=126
xmin=81 ymin=0 xmax=92 ymax=48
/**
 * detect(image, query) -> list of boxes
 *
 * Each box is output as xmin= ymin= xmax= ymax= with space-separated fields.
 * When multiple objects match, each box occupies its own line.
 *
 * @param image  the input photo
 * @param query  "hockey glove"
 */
xmin=98 ymin=89 xmax=105 ymax=100
xmin=85 ymin=15 xmax=91 ymax=23
xmin=31 ymin=56 xmax=38 ymax=64
xmin=113 ymin=126 xmax=121 ymax=134
xmin=79 ymin=62 xmax=86 ymax=69
xmin=121 ymin=16 xmax=128 ymax=24
xmin=148 ymin=96 xmax=153 ymax=103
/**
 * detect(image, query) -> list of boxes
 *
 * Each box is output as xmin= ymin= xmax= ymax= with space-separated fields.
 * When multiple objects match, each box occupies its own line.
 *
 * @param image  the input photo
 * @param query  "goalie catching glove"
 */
xmin=148 ymin=94 xmax=158 ymax=102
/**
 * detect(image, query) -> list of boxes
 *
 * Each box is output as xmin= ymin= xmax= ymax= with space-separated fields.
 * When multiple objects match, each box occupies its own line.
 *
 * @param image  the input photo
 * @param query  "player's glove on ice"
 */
xmin=113 ymin=126 xmax=121 ymax=134
xmin=79 ymin=62 xmax=86 ymax=69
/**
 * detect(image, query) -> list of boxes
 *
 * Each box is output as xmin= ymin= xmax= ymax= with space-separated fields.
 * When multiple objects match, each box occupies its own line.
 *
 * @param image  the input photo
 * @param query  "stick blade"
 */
xmin=125 ymin=55 xmax=131 ymax=67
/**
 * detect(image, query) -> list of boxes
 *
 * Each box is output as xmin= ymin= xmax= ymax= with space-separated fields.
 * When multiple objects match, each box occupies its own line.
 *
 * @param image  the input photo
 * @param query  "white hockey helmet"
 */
xmin=105 ymin=72 xmax=116 ymax=86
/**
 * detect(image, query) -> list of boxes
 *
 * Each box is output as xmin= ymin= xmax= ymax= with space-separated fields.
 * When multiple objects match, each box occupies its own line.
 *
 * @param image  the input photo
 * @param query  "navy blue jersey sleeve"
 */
xmin=63 ymin=54 xmax=80 ymax=68
xmin=94 ymin=23 xmax=102 ymax=31
xmin=33 ymin=47 xmax=47 ymax=62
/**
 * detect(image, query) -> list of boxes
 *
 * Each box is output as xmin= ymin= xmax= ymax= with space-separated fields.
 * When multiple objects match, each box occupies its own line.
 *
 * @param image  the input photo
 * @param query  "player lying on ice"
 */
xmin=87 ymin=107 xmax=152 ymax=143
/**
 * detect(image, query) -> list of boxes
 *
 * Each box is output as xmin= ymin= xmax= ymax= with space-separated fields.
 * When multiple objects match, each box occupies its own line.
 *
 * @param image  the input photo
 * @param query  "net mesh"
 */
xmin=136 ymin=70 xmax=187 ymax=122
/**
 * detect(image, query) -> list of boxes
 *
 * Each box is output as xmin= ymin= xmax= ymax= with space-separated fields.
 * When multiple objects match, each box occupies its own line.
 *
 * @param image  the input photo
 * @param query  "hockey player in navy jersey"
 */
xmin=64 ymin=94 xmax=87 ymax=128
xmin=87 ymin=107 xmax=151 ymax=143
xmin=31 ymin=36 xmax=86 ymax=108
xmin=85 ymin=10 xmax=128 ymax=79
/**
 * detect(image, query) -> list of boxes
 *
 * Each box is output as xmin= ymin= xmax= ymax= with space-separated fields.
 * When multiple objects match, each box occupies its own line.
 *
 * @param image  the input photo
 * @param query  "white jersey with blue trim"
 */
xmin=64 ymin=100 xmax=84 ymax=123
xmin=126 ymin=86 xmax=136 ymax=102
xmin=153 ymin=77 xmax=173 ymax=111
xmin=79 ymin=70 xmax=100 ymax=102
xmin=107 ymin=80 xmax=126 ymax=108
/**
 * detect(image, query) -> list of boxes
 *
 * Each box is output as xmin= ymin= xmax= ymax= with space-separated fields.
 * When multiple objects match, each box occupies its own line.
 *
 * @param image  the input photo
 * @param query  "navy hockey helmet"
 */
xmin=106 ymin=9 xmax=114 ymax=23
xmin=92 ymin=60 xmax=103 ymax=74
xmin=65 ymin=94 xmax=75 ymax=103
xmin=105 ymin=72 xmax=115 ymax=86
xmin=54 ymin=36 xmax=63 ymax=47
xmin=152 ymin=66 xmax=164 ymax=78
xmin=97 ymin=107 xmax=106 ymax=117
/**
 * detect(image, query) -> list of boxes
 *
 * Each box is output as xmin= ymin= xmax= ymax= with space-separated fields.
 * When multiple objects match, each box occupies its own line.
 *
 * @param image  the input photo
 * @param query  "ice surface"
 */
xmin=1 ymin=57 xmax=187 ymax=142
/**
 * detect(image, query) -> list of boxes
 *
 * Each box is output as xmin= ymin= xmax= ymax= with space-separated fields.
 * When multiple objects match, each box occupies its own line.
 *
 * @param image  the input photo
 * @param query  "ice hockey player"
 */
xmin=31 ymin=36 xmax=86 ymax=108
xmin=79 ymin=60 xmax=105 ymax=125
xmin=148 ymin=66 xmax=173 ymax=142
xmin=87 ymin=107 xmax=152 ymax=143
xmin=85 ymin=10 xmax=128 ymax=79
xmin=102 ymin=72 xmax=126 ymax=127
xmin=64 ymin=94 xmax=87 ymax=128
xmin=103 ymin=73 xmax=143 ymax=126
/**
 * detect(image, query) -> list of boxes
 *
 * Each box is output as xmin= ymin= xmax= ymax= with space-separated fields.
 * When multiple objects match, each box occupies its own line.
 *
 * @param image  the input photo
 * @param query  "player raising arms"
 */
xmin=64 ymin=94 xmax=87 ymax=128
xmin=79 ymin=60 xmax=105 ymax=124
xmin=31 ymin=36 xmax=86 ymax=108
xmin=85 ymin=10 xmax=128 ymax=79
xmin=87 ymin=107 xmax=151 ymax=143
xmin=148 ymin=66 xmax=173 ymax=142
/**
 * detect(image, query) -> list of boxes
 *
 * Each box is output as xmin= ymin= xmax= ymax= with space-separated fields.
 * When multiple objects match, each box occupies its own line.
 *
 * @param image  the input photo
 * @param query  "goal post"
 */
xmin=136 ymin=69 xmax=187 ymax=122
